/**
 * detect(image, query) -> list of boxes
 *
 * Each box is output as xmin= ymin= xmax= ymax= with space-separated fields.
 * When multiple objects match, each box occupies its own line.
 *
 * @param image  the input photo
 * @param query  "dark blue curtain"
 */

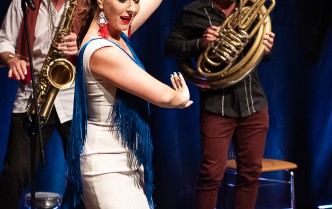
xmin=1 ymin=0 xmax=332 ymax=208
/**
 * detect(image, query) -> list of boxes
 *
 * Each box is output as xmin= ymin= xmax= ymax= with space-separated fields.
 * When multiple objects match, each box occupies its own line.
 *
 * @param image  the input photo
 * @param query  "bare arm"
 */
xmin=89 ymin=46 xmax=192 ymax=108
xmin=125 ymin=0 xmax=163 ymax=36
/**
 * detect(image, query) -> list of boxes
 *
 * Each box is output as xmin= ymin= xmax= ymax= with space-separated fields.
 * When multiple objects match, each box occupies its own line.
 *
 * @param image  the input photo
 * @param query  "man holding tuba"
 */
xmin=0 ymin=0 xmax=79 ymax=208
xmin=165 ymin=0 xmax=275 ymax=208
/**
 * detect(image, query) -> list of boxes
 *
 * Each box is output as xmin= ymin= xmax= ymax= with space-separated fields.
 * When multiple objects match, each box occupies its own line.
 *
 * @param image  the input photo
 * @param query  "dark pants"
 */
xmin=0 ymin=109 xmax=71 ymax=209
xmin=197 ymin=107 xmax=269 ymax=209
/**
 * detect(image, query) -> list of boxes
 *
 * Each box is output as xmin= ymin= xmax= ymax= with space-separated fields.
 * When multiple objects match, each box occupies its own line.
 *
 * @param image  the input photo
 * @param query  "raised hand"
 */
xmin=170 ymin=72 xmax=193 ymax=108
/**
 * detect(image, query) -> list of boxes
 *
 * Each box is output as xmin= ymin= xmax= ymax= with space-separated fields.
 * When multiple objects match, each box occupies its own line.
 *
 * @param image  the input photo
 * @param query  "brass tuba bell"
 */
xmin=179 ymin=0 xmax=276 ymax=89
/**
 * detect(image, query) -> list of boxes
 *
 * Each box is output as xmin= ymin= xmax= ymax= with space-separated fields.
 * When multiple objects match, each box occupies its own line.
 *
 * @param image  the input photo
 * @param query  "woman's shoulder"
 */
xmin=81 ymin=38 xmax=115 ymax=52
xmin=80 ymin=38 xmax=118 ymax=61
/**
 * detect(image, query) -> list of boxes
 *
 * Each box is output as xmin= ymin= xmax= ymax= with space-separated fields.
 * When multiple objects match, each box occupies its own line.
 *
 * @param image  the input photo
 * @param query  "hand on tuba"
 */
xmin=201 ymin=26 xmax=220 ymax=49
xmin=263 ymin=31 xmax=275 ymax=55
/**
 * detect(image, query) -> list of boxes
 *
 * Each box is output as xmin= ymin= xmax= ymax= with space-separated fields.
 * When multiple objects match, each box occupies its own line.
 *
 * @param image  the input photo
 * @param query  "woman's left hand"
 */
xmin=170 ymin=72 xmax=193 ymax=109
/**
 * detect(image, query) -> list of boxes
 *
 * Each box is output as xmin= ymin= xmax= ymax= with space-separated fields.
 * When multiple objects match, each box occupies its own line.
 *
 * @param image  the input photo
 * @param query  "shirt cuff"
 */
xmin=0 ymin=42 xmax=16 ymax=54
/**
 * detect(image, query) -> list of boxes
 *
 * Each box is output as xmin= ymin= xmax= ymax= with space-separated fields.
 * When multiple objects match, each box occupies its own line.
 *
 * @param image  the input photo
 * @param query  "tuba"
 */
xmin=179 ymin=0 xmax=275 ymax=89
xmin=26 ymin=0 xmax=77 ymax=125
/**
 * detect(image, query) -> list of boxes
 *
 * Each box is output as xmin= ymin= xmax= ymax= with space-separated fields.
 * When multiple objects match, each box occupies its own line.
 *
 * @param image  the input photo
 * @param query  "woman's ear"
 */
xmin=97 ymin=0 xmax=103 ymax=9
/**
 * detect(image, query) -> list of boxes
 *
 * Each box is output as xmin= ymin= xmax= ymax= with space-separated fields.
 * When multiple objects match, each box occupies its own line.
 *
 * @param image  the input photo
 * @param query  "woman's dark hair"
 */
xmin=75 ymin=0 xmax=98 ymax=47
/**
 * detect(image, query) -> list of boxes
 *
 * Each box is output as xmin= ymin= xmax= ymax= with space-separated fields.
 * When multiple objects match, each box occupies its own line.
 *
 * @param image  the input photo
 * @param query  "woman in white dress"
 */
xmin=62 ymin=0 xmax=193 ymax=208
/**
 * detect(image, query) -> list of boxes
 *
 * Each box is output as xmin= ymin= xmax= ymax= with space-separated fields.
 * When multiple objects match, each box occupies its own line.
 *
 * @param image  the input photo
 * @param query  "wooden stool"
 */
xmin=225 ymin=158 xmax=297 ymax=209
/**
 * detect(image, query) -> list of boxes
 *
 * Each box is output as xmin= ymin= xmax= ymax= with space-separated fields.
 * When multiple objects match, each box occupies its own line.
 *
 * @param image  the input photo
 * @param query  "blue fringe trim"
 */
xmin=62 ymin=41 xmax=88 ymax=209
xmin=111 ymin=88 xmax=154 ymax=209
xmin=62 ymin=34 xmax=154 ymax=209
xmin=117 ymin=34 xmax=154 ymax=208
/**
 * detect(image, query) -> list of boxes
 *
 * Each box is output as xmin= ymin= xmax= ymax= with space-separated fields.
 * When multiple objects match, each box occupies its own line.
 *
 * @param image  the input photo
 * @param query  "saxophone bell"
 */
xmin=47 ymin=58 xmax=75 ymax=90
xmin=37 ymin=58 xmax=75 ymax=124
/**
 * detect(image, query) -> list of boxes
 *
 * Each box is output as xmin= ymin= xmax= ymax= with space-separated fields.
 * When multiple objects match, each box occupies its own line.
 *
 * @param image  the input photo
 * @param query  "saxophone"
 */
xmin=26 ymin=0 xmax=77 ymax=125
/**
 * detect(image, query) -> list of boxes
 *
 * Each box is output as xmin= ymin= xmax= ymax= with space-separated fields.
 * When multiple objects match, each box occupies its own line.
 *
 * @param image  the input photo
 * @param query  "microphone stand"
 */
xmin=20 ymin=1 xmax=46 ymax=208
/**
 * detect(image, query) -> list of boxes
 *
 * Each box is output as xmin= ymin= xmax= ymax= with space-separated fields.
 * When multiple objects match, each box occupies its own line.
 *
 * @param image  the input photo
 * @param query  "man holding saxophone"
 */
xmin=0 ymin=0 xmax=78 ymax=208
xmin=165 ymin=0 xmax=275 ymax=208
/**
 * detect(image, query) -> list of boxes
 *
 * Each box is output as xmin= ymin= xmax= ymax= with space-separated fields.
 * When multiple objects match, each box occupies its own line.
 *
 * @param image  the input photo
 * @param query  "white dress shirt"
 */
xmin=0 ymin=0 xmax=74 ymax=123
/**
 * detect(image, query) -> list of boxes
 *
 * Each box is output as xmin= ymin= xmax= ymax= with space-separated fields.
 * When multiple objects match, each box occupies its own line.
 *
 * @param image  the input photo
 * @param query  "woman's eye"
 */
xmin=118 ymin=0 xmax=139 ymax=3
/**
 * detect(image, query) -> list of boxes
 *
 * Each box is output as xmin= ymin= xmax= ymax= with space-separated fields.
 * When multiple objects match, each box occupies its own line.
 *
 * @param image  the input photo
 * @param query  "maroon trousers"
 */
xmin=197 ymin=107 xmax=269 ymax=209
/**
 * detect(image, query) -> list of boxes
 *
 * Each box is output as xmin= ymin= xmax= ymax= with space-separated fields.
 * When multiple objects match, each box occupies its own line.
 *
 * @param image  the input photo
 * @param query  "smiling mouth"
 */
xmin=120 ymin=16 xmax=131 ymax=24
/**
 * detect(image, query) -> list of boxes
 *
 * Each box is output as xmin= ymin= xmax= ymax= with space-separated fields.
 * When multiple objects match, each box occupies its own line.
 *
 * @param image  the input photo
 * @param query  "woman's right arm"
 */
xmin=126 ymin=0 xmax=163 ymax=36
xmin=89 ymin=46 xmax=192 ymax=109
